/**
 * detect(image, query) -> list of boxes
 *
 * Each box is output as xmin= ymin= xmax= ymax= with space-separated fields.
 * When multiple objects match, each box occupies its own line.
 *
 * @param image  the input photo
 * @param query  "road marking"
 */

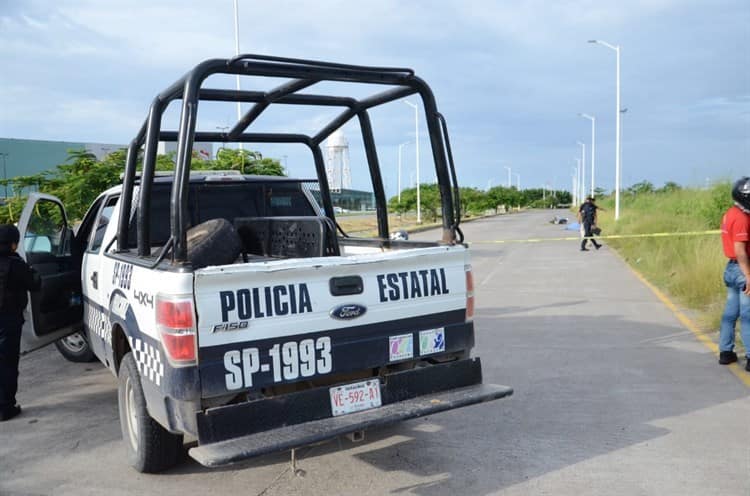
xmin=470 ymin=230 xmax=720 ymax=245
xmin=479 ymin=261 xmax=504 ymax=287
xmin=621 ymin=257 xmax=750 ymax=389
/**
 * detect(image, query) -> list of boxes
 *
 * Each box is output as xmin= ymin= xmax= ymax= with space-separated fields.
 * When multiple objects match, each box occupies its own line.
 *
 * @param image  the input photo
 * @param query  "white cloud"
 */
xmin=0 ymin=0 xmax=747 ymax=190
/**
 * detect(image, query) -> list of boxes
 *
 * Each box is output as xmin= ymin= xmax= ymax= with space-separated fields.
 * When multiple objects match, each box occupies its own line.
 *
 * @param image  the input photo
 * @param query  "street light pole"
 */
xmin=579 ymin=113 xmax=596 ymax=197
xmin=397 ymin=141 xmax=410 ymax=204
xmin=574 ymin=158 xmax=581 ymax=205
xmin=404 ymin=100 xmax=421 ymax=223
xmin=589 ymin=39 xmax=621 ymax=219
xmin=572 ymin=166 xmax=578 ymax=206
xmin=514 ymin=173 xmax=521 ymax=190
xmin=504 ymin=166 xmax=512 ymax=187
xmin=577 ymin=141 xmax=586 ymax=199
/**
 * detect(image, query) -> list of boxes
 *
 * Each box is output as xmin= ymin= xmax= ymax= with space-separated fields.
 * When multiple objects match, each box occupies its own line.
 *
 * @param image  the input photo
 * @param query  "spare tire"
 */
xmin=186 ymin=218 xmax=242 ymax=269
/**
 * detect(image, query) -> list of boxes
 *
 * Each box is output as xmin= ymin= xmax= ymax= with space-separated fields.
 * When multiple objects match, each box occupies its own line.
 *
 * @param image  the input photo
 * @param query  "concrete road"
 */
xmin=2 ymin=210 xmax=748 ymax=495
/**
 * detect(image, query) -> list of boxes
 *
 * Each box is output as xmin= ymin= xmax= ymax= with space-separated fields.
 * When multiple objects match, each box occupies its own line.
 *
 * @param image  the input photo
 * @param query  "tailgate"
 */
xmin=194 ymin=245 xmax=470 ymax=397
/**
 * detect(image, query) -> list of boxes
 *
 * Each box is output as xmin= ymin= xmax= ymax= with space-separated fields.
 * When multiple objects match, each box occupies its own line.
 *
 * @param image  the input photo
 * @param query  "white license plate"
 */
xmin=329 ymin=379 xmax=382 ymax=417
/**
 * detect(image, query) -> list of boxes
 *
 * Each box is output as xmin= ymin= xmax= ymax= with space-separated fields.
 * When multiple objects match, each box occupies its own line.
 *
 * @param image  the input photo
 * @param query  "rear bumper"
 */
xmin=189 ymin=357 xmax=512 ymax=467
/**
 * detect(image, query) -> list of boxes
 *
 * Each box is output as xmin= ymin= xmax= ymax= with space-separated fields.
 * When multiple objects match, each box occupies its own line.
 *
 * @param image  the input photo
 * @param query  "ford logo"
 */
xmin=330 ymin=304 xmax=367 ymax=320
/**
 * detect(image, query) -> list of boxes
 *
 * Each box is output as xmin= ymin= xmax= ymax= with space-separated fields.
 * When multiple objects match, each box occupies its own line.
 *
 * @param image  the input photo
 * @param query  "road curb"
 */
xmin=402 ymin=212 xmax=508 ymax=235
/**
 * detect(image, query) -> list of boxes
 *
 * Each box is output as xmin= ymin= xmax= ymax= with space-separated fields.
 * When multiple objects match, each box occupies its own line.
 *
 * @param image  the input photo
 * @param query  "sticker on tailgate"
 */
xmin=389 ymin=334 xmax=413 ymax=361
xmin=419 ymin=328 xmax=445 ymax=355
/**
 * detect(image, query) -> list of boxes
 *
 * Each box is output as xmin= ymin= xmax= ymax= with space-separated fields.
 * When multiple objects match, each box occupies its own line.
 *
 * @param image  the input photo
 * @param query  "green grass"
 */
xmin=596 ymin=183 xmax=732 ymax=330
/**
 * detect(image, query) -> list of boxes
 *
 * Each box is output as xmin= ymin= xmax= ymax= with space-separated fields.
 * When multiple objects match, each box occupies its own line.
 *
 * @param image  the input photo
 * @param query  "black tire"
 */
xmin=55 ymin=332 xmax=97 ymax=363
xmin=118 ymin=353 xmax=183 ymax=473
xmin=186 ymin=218 xmax=242 ymax=269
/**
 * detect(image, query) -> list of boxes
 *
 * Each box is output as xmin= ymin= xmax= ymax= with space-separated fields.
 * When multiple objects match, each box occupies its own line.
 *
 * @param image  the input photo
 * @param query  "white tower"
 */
xmin=325 ymin=129 xmax=351 ymax=192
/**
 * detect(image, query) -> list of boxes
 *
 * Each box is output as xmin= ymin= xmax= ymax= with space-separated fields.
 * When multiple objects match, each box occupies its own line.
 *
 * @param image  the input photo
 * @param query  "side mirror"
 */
xmin=62 ymin=227 xmax=74 ymax=255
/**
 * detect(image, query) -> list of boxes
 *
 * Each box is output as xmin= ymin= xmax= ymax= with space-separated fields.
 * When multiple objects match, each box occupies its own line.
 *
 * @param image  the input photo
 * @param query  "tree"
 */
xmin=627 ymin=180 xmax=655 ymax=195
xmin=0 ymin=146 xmax=285 ymax=224
xmin=388 ymin=184 xmax=441 ymax=221
xmin=657 ymin=181 xmax=681 ymax=194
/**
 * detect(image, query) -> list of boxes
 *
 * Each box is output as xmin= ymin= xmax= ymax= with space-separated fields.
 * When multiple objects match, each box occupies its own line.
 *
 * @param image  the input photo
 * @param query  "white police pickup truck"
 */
xmin=18 ymin=55 xmax=512 ymax=473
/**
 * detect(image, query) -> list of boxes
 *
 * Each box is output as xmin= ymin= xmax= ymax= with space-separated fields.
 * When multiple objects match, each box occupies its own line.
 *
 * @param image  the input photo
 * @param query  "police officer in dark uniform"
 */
xmin=0 ymin=224 xmax=41 ymax=421
xmin=578 ymin=196 xmax=602 ymax=251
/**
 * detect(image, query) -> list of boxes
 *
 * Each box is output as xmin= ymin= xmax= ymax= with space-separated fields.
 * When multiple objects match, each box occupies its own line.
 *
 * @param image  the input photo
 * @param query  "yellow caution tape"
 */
xmin=470 ymin=229 xmax=721 ymax=244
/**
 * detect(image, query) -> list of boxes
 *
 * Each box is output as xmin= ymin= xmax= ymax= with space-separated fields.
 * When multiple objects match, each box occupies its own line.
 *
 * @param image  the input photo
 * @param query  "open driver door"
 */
xmin=17 ymin=193 xmax=83 ymax=353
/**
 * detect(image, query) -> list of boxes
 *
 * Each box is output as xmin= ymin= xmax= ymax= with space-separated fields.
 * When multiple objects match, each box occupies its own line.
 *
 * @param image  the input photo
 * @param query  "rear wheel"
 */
xmin=117 ymin=353 xmax=183 ymax=473
xmin=55 ymin=332 xmax=96 ymax=362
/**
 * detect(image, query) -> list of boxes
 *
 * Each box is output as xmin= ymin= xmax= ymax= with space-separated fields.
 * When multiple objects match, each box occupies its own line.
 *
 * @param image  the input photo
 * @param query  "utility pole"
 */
xmin=404 ymin=100 xmax=421 ymax=223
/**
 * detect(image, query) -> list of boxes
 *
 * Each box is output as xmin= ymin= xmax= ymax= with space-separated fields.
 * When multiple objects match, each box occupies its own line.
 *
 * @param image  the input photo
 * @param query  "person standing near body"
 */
xmin=578 ymin=196 xmax=602 ymax=251
xmin=718 ymin=177 xmax=750 ymax=370
xmin=0 ymin=224 xmax=41 ymax=421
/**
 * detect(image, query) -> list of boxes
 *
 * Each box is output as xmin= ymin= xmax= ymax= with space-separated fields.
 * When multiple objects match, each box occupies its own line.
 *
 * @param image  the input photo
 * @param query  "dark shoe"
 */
xmin=0 ymin=405 xmax=21 ymax=422
xmin=719 ymin=351 xmax=738 ymax=365
xmin=594 ymin=244 xmax=602 ymax=250
xmin=580 ymin=248 xmax=589 ymax=252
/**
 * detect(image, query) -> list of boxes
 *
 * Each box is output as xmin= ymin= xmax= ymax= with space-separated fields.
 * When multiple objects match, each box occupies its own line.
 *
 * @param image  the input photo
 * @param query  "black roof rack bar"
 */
xmin=357 ymin=110 xmax=388 ymax=238
xmin=138 ymin=100 xmax=168 ymax=256
xmin=227 ymin=53 xmax=414 ymax=77
xmin=198 ymin=89 xmax=357 ymax=108
xmin=359 ymin=85 xmax=418 ymax=109
xmin=222 ymin=60 xmax=413 ymax=86
xmin=123 ymin=56 xmax=458 ymax=262
xmin=159 ymin=131 xmax=314 ymax=144
xmin=228 ymin=78 xmax=319 ymax=139
xmin=311 ymin=86 xmax=416 ymax=146
xmin=438 ymin=112 xmax=462 ymax=240
xmin=117 ymin=139 xmax=140 ymax=251
xmin=310 ymin=144 xmax=336 ymax=224
xmin=417 ymin=80 xmax=455 ymax=244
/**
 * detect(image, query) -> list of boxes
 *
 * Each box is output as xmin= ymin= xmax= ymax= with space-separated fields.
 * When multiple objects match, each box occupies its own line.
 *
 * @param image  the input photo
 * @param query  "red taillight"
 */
xmin=156 ymin=299 xmax=194 ymax=329
xmin=161 ymin=333 xmax=196 ymax=362
xmin=156 ymin=295 xmax=197 ymax=365
xmin=465 ymin=265 xmax=475 ymax=321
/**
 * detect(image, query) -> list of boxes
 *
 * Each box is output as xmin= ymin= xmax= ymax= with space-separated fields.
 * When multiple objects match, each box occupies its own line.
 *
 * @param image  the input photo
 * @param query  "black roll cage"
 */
xmin=116 ymin=54 xmax=462 ymax=264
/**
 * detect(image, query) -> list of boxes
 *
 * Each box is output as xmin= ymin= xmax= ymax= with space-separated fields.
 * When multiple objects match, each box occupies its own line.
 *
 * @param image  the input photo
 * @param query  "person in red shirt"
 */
xmin=718 ymin=177 xmax=750 ymax=370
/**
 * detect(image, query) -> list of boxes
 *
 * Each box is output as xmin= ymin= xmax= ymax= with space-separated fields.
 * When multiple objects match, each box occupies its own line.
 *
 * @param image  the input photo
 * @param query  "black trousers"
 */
xmin=0 ymin=313 xmax=24 ymax=411
xmin=581 ymin=221 xmax=601 ymax=249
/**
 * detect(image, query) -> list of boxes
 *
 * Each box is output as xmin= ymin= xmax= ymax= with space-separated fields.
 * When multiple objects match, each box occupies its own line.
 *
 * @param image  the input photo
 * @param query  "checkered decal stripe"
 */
xmin=128 ymin=337 xmax=164 ymax=387
xmin=84 ymin=303 xmax=111 ymax=344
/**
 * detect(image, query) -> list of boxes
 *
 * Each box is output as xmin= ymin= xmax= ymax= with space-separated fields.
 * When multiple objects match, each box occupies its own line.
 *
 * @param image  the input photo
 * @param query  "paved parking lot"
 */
xmin=1 ymin=210 xmax=748 ymax=495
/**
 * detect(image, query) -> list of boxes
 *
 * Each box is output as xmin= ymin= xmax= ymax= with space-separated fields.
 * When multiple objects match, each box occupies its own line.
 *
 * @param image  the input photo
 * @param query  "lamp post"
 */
xmin=572 ymin=166 xmax=579 ymax=206
xmin=589 ymin=39 xmax=621 ymax=220
xmin=514 ymin=173 xmax=521 ymax=190
xmin=504 ymin=165 xmax=512 ymax=187
xmin=577 ymin=141 xmax=586 ymax=199
xmin=397 ymin=141 xmax=411 ymax=204
xmin=404 ymin=100 xmax=421 ymax=223
xmin=574 ymin=158 xmax=582 ymax=205
xmin=578 ymin=113 xmax=596 ymax=197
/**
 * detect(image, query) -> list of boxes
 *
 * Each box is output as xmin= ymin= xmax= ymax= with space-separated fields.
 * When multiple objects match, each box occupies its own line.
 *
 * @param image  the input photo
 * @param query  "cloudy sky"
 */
xmin=1 ymin=0 xmax=748 ymax=194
